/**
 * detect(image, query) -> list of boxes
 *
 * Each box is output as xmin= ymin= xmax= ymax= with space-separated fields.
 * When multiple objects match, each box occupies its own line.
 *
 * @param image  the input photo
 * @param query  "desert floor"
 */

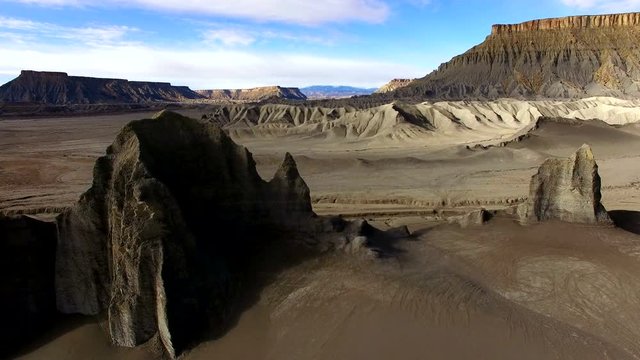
xmin=4 ymin=107 xmax=640 ymax=359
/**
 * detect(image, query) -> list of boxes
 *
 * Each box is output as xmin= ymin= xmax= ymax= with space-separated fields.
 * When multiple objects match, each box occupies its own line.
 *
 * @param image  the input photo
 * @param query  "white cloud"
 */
xmin=0 ymin=16 xmax=39 ymax=30
xmin=10 ymin=0 xmax=390 ymax=25
xmin=0 ymin=42 xmax=424 ymax=88
xmin=0 ymin=16 xmax=135 ymax=45
xmin=204 ymin=29 xmax=256 ymax=46
xmin=562 ymin=0 xmax=640 ymax=11
xmin=200 ymin=25 xmax=337 ymax=47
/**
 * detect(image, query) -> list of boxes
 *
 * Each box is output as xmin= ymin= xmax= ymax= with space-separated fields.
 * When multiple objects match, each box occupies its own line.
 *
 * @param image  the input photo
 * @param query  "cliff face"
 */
xmin=196 ymin=86 xmax=307 ymax=101
xmin=393 ymin=12 xmax=640 ymax=100
xmin=491 ymin=13 xmax=640 ymax=34
xmin=0 ymin=70 xmax=203 ymax=104
xmin=375 ymin=79 xmax=414 ymax=93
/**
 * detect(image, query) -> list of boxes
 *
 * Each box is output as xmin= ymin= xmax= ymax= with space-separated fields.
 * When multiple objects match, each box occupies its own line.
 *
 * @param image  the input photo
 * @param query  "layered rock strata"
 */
xmin=392 ymin=12 xmax=640 ymax=99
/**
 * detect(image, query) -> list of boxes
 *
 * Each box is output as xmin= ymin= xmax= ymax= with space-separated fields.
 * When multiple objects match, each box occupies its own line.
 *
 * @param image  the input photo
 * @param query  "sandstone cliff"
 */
xmin=518 ymin=144 xmax=612 ymax=224
xmin=392 ymin=12 xmax=640 ymax=100
xmin=0 ymin=70 xmax=203 ymax=104
xmin=375 ymin=79 xmax=414 ymax=93
xmin=196 ymin=86 xmax=307 ymax=102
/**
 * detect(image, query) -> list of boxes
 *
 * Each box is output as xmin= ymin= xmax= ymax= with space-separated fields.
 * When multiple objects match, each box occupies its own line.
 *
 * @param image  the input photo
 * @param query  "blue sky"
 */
xmin=1 ymin=0 xmax=639 ymax=89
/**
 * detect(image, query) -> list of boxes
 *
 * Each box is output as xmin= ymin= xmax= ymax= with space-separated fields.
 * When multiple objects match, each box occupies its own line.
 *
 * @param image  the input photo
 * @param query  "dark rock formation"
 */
xmin=518 ymin=144 xmax=612 ymax=224
xmin=196 ymin=86 xmax=307 ymax=101
xmin=0 ymin=215 xmax=57 ymax=357
xmin=0 ymin=70 xmax=203 ymax=104
xmin=391 ymin=12 xmax=640 ymax=100
xmin=55 ymin=110 xmax=319 ymax=356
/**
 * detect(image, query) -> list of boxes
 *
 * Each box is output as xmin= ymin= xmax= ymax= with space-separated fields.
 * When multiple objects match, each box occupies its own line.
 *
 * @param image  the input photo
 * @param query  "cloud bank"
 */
xmin=0 ymin=45 xmax=422 ymax=88
xmin=11 ymin=0 xmax=390 ymax=25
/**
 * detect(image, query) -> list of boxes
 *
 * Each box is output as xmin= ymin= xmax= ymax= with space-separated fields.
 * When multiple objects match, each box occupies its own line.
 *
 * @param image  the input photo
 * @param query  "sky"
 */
xmin=1 ymin=0 xmax=640 ymax=89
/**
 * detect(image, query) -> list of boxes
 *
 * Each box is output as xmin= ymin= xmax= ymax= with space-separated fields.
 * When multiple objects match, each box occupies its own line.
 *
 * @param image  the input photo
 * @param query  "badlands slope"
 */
xmin=3 ymin=97 xmax=640 ymax=216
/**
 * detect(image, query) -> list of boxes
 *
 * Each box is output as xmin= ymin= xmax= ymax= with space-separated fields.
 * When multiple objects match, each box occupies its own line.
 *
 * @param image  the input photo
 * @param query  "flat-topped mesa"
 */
xmin=20 ymin=70 xmax=68 ymax=78
xmin=388 ymin=12 xmax=640 ymax=100
xmin=0 ymin=70 xmax=203 ymax=104
xmin=491 ymin=12 xmax=640 ymax=35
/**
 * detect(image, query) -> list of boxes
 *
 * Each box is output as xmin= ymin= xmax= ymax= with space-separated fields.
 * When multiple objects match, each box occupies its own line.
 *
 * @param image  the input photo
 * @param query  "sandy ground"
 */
xmin=17 ymin=218 xmax=640 ymax=360
xmin=4 ymin=101 xmax=640 ymax=359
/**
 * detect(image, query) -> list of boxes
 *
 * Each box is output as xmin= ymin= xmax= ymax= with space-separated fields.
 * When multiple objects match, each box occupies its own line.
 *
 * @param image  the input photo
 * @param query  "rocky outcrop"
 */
xmin=449 ymin=209 xmax=494 ymax=227
xmin=518 ymin=144 xmax=612 ymax=224
xmin=55 ymin=110 xmax=318 ymax=356
xmin=196 ymin=86 xmax=307 ymax=102
xmin=0 ymin=70 xmax=203 ymax=104
xmin=375 ymin=79 xmax=415 ymax=93
xmin=391 ymin=12 xmax=640 ymax=100
xmin=0 ymin=215 xmax=57 ymax=357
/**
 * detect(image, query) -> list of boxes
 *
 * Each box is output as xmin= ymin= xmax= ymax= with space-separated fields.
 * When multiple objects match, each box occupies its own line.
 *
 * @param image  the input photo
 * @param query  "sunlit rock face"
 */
xmin=392 ymin=13 xmax=640 ymax=99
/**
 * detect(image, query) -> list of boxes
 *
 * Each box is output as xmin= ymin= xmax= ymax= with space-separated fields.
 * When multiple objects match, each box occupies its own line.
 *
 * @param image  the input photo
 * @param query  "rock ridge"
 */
xmin=491 ymin=12 xmax=640 ymax=34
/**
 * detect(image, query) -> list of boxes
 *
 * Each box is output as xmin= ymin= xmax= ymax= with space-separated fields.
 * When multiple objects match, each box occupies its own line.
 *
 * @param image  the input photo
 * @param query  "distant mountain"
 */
xmin=375 ymin=79 xmax=415 ymax=94
xmin=391 ymin=12 xmax=640 ymax=100
xmin=196 ymin=86 xmax=306 ymax=101
xmin=300 ymin=85 xmax=377 ymax=99
xmin=0 ymin=70 xmax=203 ymax=104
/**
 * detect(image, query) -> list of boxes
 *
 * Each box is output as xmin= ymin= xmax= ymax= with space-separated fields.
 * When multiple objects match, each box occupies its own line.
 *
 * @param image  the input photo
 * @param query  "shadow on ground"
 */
xmin=609 ymin=210 xmax=640 ymax=235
